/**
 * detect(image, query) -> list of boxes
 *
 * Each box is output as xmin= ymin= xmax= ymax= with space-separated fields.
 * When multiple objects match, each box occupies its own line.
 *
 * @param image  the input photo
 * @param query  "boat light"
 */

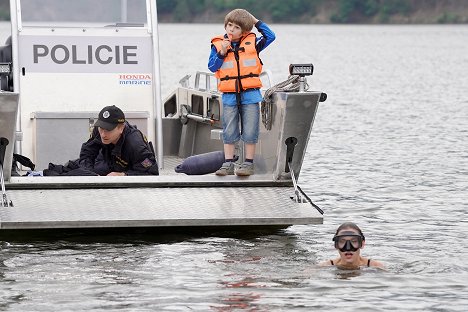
xmin=289 ymin=63 xmax=313 ymax=76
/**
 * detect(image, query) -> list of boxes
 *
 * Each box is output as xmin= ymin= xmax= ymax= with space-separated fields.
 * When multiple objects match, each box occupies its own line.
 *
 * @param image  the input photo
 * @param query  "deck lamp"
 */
xmin=289 ymin=63 xmax=314 ymax=76
xmin=289 ymin=63 xmax=313 ymax=92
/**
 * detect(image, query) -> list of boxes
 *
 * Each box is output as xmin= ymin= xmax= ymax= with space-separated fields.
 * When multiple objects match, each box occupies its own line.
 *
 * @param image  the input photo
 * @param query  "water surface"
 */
xmin=1 ymin=23 xmax=468 ymax=311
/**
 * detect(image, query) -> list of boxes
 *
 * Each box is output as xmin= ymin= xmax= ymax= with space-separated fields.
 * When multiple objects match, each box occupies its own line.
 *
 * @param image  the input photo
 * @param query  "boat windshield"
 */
xmin=19 ymin=0 xmax=148 ymax=27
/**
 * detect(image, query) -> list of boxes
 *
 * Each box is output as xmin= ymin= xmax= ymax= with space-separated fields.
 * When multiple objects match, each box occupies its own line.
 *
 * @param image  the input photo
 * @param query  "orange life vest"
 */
xmin=211 ymin=33 xmax=263 ymax=93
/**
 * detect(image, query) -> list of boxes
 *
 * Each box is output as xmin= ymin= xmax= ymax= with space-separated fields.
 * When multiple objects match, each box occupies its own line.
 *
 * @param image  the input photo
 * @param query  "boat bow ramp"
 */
xmin=1 ymin=175 xmax=323 ymax=230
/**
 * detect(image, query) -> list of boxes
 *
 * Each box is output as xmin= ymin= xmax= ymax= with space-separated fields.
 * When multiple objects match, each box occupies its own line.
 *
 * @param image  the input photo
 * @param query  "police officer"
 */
xmin=79 ymin=105 xmax=159 ymax=176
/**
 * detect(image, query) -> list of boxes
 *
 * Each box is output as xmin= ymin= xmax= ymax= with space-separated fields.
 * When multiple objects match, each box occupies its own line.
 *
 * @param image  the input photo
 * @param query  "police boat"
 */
xmin=0 ymin=0 xmax=326 ymax=233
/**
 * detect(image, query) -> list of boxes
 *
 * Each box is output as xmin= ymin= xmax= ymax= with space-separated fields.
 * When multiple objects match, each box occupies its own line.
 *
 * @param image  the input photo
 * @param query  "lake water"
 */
xmin=1 ymin=22 xmax=468 ymax=311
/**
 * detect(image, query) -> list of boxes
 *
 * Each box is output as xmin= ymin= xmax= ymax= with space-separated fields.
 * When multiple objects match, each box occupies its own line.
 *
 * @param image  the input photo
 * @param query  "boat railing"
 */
xmin=194 ymin=71 xmax=216 ymax=92
xmin=181 ymin=70 xmax=273 ymax=93
xmin=0 ymin=137 xmax=10 ymax=207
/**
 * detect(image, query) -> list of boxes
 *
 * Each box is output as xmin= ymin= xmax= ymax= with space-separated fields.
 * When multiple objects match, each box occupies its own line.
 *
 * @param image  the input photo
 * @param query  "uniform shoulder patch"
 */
xmin=141 ymin=158 xmax=153 ymax=168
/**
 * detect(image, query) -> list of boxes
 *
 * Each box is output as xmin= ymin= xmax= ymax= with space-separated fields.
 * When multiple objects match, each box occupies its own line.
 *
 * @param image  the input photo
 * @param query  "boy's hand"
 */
xmin=249 ymin=13 xmax=259 ymax=24
xmin=220 ymin=36 xmax=231 ymax=56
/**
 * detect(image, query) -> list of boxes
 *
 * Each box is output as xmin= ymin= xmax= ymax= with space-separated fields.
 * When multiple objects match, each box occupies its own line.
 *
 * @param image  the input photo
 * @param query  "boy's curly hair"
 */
xmin=224 ymin=9 xmax=255 ymax=33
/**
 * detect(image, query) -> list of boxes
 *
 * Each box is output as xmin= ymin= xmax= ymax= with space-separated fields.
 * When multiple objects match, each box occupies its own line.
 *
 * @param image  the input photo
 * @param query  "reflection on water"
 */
xmin=1 ymin=22 xmax=468 ymax=310
xmin=334 ymin=269 xmax=362 ymax=280
xmin=216 ymin=276 xmax=263 ymax=311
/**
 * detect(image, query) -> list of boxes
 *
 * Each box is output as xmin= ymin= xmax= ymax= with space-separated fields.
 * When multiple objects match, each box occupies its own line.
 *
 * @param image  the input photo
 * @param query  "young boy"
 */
xmin=208 ymin=9 xmax=275 ymax=176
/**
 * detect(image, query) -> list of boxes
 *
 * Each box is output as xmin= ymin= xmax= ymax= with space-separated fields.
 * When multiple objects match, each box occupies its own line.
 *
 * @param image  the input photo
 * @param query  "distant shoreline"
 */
xmin=1 ymin=0 xmax=467 ymax=24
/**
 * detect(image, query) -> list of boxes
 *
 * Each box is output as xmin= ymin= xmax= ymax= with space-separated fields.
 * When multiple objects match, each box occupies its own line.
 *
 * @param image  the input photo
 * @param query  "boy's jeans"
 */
xmin=222 ymin=103 xmax=259 ymax=144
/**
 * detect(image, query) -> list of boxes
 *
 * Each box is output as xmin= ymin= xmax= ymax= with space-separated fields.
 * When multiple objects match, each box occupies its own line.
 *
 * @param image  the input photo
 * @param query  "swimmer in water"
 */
xmin=320 ymin=222 xmax=385 ymax=269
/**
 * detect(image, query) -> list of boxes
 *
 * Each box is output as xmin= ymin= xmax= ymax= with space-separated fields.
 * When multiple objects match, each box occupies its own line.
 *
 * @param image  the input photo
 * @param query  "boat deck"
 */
xmin=1 ymin=157 xmax=323 ymax=230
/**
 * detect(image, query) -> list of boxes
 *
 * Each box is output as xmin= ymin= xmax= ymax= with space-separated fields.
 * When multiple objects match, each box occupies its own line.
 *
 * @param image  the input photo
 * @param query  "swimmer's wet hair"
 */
xmin=224 ymin=9 xmax=255 ymax=33
xmin=335 ymin=222 xmax=365 ymax=240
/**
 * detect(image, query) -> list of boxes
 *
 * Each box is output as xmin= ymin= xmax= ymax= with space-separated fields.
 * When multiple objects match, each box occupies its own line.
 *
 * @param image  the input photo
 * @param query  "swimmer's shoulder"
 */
xmin=367 ymin=258 xmax=386 ymax=269
xmin=318 ymin=258 xmax=339 ymax=267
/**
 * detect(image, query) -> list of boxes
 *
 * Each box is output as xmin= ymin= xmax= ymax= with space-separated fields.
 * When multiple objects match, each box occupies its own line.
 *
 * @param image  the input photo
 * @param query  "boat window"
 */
xmin=19 ymin=0 xmax=147 ymax=27
xmin=208 ymin=97 xmax=220 ymax=121
xmin=164 ymin=94 xmax=177 ymax=117
xmin=191 ymin=95 xmax=204 ymax=116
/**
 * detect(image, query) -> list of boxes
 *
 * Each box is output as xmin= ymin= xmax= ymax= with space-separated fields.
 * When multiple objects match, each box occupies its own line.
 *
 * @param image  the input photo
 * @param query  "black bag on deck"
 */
xmin=43 ymin=159 xmax=98 ymax=176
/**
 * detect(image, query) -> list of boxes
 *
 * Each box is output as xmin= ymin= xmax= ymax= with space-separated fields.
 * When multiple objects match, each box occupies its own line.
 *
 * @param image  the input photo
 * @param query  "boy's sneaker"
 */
xmin=215 ymin=162 xmax=235 ymax=176
xmin=235 ymin=162 xmax=254 ymax=176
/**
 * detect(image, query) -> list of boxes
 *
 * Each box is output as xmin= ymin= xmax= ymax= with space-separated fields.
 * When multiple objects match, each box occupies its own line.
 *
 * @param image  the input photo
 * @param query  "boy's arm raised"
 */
xmin=255 ymin=21 xmax=276 ymax=52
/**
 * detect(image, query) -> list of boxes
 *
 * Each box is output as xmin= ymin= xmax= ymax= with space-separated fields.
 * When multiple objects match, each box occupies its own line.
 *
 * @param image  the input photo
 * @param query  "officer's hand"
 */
xmin=107 ymin=172 xmax=126 ymax=176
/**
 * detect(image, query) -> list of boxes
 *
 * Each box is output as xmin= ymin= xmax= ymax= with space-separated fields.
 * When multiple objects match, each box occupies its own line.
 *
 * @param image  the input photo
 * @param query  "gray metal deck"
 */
xmin=1 ymin=167 xmax=323 ymax=230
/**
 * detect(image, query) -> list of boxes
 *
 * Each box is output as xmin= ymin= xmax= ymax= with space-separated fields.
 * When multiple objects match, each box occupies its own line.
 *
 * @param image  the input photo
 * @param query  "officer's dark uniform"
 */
xmin=79 ymin=121 xmax=159 ymax=176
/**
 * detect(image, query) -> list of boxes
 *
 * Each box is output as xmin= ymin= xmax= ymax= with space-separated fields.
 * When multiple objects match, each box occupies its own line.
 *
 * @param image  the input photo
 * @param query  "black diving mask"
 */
xmin=332 ymin=231 xmax=364 ymax=252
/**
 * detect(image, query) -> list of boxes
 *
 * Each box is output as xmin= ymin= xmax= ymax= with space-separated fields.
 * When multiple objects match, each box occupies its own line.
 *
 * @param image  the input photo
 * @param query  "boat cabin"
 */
xmin=0 ymin=0 xmax=326 ymax=232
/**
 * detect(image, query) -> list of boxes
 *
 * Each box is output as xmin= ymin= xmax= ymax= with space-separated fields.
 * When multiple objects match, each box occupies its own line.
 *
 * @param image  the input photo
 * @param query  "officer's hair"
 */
xmin=224 ymin=9 xmax=255 ymax=33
